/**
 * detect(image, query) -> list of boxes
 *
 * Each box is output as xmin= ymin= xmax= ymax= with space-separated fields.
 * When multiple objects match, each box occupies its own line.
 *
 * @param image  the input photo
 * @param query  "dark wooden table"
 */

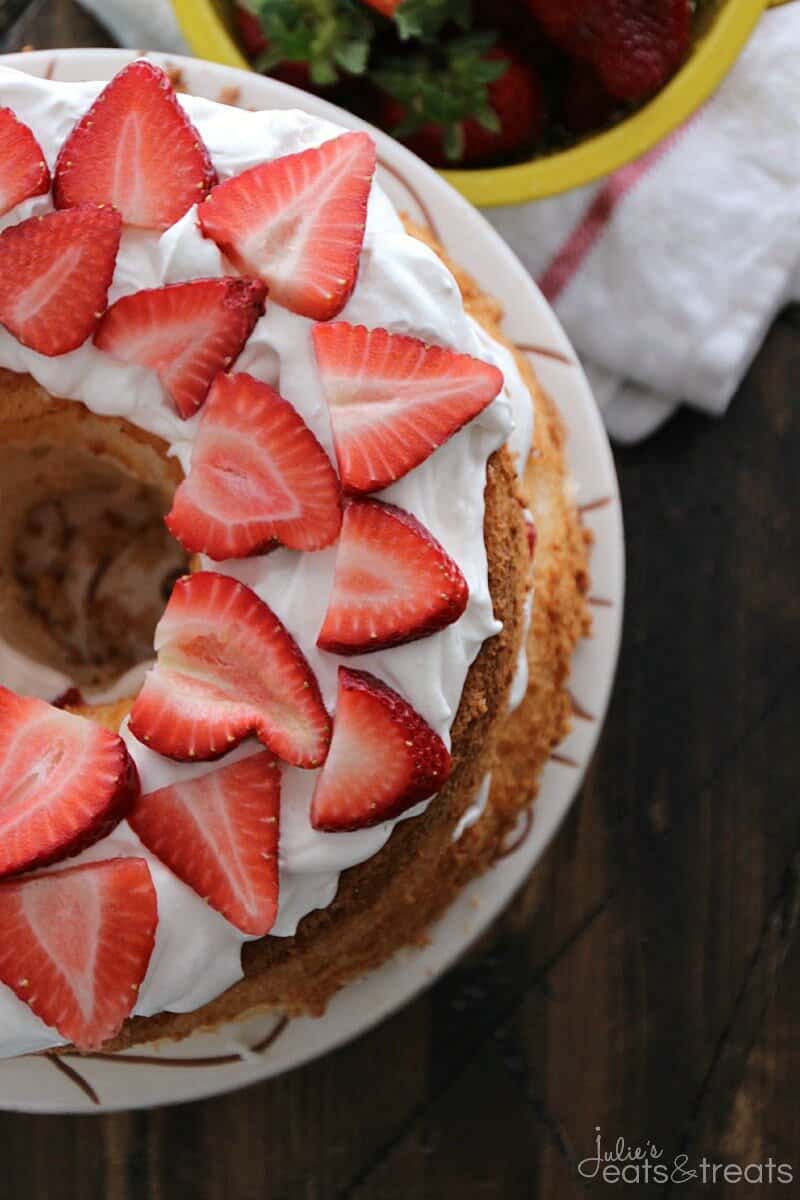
xmin=2 ymin=3 xmax=798 ymax=1196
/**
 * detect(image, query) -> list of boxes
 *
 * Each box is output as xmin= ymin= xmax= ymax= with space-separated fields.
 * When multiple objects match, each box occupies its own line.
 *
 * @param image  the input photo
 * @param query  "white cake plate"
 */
xmin=0 ymin=48 xmax=624 ymax=1113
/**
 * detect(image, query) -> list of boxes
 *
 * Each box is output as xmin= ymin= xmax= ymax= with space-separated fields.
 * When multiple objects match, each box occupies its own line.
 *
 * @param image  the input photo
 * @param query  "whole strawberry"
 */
xmin=594 ymin=0 xmax=692 ymax=101
xmin=374 ymin=36 xmax=545 ymax=167
xmin=526 ymin=0 xmax=597 ymax=61
xmin=234 ymin=3 xmax=268 ymax=56
xmin=529 ymin=0 xmax=691 ymax=101
xmin=474 ymin=0 xmax=559 ymax=61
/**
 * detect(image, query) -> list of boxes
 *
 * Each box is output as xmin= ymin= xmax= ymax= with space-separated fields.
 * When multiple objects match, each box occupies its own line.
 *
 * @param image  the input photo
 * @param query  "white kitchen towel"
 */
xmin=79 ymin=0 xmax=188 ymax=54
xmin=78 ymin=1 xmax=800 ymax=441
xmin=489 ymin=5 xmax=800 ymax=440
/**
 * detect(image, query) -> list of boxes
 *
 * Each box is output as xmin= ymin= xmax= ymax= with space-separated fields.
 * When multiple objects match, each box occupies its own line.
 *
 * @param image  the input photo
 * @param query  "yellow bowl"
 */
xmin=172 ymin=0 xmax=776 ymax=206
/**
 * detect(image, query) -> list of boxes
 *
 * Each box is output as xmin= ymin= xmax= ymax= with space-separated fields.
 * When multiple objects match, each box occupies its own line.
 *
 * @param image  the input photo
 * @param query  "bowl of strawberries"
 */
xmin=173 ymin=0 xmax=771 ymax=204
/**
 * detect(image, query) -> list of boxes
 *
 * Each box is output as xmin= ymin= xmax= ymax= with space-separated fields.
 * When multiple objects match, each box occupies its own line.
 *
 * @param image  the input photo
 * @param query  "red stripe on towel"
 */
xmin=537 ymin=118 xmax=696 ymax=304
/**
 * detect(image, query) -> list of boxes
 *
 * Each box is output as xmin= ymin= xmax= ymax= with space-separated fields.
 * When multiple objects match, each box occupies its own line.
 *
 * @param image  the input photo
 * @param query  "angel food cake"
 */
xmin=0 ymin=60 xmax=588 ymax=1058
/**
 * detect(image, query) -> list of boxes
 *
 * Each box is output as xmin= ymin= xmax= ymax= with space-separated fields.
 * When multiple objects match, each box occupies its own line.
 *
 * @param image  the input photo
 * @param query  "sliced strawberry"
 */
xmin=0 ymin=858 xmax=157 ymax=1050
xmin=129 ymin=572 xmax=331 ymax=767
xmin=165 ymin=372 xmax=341 ymax=560
xmin=129 ymin=751 xmax=280 ymax=936
xmin=198 ymin=131 xmax=376 ymax=321
xmin=312 ymin=323 xmax=503 ymax=494
xmin=54 ymin=60 xmax=216 ymax=230
xmin=317 ymin=499 xmax=468 ymax=654
xmin=94 ymin=277 xmax=266 ymax=419
xmin=0 ymin=108 xmax=50 ymax=218
xmin=0 ymin=687 xmax=139 ymax=879
xmin=0 ymin=205 xmax=121 ymax=357
xmin=312 ymin=667 xmax=450 ymax=831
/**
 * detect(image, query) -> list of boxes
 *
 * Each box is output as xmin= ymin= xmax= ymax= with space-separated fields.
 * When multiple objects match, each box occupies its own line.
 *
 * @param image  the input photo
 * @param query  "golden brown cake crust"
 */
xmin=0 ymin=228 xmax=589 ymax=1052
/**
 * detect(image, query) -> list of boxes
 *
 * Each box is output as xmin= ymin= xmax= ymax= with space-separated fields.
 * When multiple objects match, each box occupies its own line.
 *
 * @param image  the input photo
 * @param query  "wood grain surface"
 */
xmin=1 ymin=3 xmax=798 ymax=1196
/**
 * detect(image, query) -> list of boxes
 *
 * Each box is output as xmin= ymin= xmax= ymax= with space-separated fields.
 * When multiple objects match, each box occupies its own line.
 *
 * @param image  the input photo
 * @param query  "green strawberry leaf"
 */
xmin=443 ymin=122 xmax=465 ymax=162
xmin=334 ymin=38 xmax=370 ymax=75
xmin=243 ymin=0 xmax=375 ymax=82
xmin=394 ymin=0 xmax=472 ymax=41
xmin=476 ymin=106 xmax=501 ymax=134
xmin=374 ymin=31 xmax=506 ymax=135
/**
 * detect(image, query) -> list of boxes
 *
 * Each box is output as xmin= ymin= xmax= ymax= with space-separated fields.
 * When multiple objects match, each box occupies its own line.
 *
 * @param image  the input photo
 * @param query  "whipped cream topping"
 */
xmin=508 ymin=590 xmax=535 ymax=714
xmin=0 ymin=65 xmax=534 ymax=1056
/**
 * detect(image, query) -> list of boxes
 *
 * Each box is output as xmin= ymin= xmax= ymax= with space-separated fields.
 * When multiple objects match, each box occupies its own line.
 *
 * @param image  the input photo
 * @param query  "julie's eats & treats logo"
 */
xmin=578 ymin=1128 xmax=794 ymax=1186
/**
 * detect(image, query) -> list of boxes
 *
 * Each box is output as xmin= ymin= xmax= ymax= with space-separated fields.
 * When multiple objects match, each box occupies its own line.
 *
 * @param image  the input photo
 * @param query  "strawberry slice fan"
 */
xmin=0 ymin=56 xmax=519 ymax=1052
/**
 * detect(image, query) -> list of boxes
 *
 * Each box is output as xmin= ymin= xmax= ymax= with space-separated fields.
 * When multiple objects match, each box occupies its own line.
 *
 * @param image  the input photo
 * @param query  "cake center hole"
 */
xmin=0 ymin=443 xmax=188 ymax=695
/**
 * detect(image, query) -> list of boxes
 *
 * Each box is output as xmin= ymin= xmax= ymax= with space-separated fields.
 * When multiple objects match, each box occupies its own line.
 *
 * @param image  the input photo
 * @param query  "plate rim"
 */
xmin=0 ymin=47 xmax=624 ymax=1114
